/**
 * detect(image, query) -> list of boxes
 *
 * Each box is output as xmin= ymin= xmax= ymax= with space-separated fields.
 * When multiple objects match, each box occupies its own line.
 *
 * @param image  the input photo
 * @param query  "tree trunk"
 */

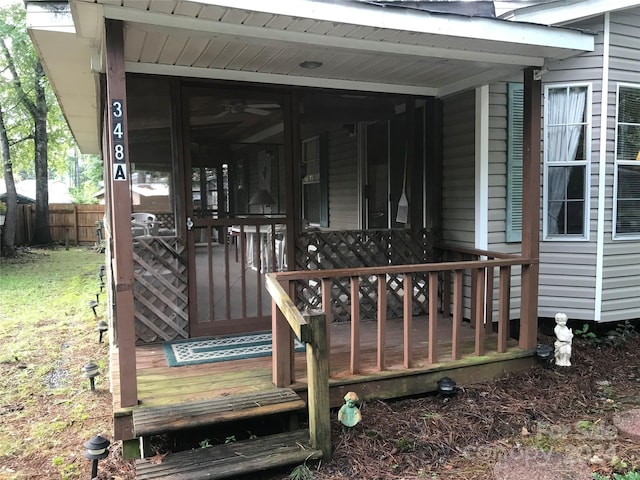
xmin=0 ymin=105 xmax=17 ymax=257
xmin=30 ymin=61 xmax=52 ymax=245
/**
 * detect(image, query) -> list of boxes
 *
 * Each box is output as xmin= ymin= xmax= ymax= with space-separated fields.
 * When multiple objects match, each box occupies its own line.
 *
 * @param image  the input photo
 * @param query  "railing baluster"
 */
xmin=240 ymin=225 xmax=247 ymax=318
xmin=350 ymin=276 xmax=360 ymax=374
xmin=377 ymin=274 xmax=387 ymax=371
xmin=485 ymin=266 xmax=494 ymax=334
xmin=321 ymin=278 xmax=332 ymax=374
xmin=403 ymin=273 xmax=412 ymax=368
xmin=428 ymin=271 xmax=438 ymax=364
xmin=498 ymin=266 xmax=511 ymax=353
xmin=256 ymin=224 xmax=263 ymax=317
xmin=451 ymin=270 xmax=463 ymax=360
xmin=473 ymin=268 xmax=485 ymax=356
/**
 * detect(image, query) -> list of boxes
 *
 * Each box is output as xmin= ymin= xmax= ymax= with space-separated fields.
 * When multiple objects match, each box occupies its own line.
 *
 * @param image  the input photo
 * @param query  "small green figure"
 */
xmin=338 ymin=391 xmax=362 ymax=428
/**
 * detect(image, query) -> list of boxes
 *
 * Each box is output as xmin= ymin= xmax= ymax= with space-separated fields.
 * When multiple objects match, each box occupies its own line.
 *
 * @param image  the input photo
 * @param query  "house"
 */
xmin=495 ymin=0 xmax=640 ymax=325
xmin=25 ymin=0 xmax=598 ymax=477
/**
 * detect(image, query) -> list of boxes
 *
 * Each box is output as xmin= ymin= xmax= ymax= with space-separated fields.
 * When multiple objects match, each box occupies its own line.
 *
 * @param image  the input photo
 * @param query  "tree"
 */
xmin=0 ymin=3 xmax=76 ymax=251
xmin=0 ymin=103 xmax=18 ymax=257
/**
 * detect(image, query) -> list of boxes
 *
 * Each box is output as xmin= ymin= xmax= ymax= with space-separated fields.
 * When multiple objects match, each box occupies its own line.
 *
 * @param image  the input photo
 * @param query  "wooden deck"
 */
xmin=111 ymin=314 xmax=534 ymax=441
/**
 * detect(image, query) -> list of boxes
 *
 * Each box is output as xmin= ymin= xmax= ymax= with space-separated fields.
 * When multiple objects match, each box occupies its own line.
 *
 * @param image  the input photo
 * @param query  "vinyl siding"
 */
xmin=442 ymin=90 xmax=475 ymax=247
xmin=327 ymin=127 xmax=359 ymax=230
xmin=598 ymin=10 xmax=640 ymax=322
xmin=442 ymin=90 xmax=476 ymax=319
xmin=534 ymin=17 xmax=604 ymax=321
xmin=487 ymin=82 xmax=522 ymax=319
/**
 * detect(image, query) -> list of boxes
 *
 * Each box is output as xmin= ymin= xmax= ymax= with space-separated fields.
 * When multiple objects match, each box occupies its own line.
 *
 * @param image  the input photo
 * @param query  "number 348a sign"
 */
xmin=111 ymin=99 xmax=127 ymax=181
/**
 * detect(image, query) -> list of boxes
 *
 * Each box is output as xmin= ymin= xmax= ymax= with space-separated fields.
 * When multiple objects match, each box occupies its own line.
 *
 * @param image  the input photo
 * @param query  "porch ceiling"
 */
xmin=26 ymin=0 xmax=594 ymax=154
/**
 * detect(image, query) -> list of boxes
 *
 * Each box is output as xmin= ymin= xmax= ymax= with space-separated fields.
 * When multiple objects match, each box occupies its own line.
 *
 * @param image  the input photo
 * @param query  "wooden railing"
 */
xmin=268 ymin=245 xmax=537 ymax=381
xmin=266 ymin=246 xmax=538 ymax=460
xmin=264 ymin=275 xmax=331 ymax=459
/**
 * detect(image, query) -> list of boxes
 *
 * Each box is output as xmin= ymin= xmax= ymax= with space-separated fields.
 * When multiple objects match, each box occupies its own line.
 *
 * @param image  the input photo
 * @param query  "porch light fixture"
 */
xmin=83 ymin=434 xmax=110 ymax=479
xmin=82 ymin=361 xmax=100 ymax=391
xmin=437 ymin=376 xmax=457 ymax=396
xmin=535 ymin=344 xmax=554 ymax=366
xmin=249 ymin=189 xmax=275 ymax=214
xmin=299 ymin=60 xmax=323 ymax=69
xmin=96 ymin=320 xmax=108 ymax=343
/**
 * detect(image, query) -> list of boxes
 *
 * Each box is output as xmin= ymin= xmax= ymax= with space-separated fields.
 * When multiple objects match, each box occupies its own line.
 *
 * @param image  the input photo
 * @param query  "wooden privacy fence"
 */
xmin=7 ymin=204 xmax=106 ymax=246
xmin=49 ymin=204 xmax=105 ymax=245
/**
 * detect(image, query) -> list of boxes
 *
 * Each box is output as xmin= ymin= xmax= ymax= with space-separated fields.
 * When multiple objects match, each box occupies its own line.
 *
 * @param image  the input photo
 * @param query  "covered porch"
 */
xmin=26 ymin=0 xmax=595 ymax=476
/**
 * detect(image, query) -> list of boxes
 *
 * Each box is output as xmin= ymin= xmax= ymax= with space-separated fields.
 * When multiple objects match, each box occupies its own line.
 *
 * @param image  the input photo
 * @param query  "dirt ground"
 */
xmin=2 ymin=262 xmax=639 ymax=480
xmin=96 ymin=325 xmax=640 ymax=480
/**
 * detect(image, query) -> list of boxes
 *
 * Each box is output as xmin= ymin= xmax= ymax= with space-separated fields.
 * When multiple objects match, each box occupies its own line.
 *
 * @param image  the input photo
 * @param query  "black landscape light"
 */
xmin=88 ymin=299 xmax=98 ymax=317
xmin=83 ymin=434 xmax=110 ymax=479
xmin=535 ymin=344 xmax=554 ymax=366
xmin=437 ymin=376 xmax=457 ymax=396
xmin=96 ymin=320 xmax=108 ymax=343
xmin=82 ymin=361 xmax=100 ymax=391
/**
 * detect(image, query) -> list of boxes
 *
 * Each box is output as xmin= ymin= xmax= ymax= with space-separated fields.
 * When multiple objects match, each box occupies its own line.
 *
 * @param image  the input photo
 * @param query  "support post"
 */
xmin=520 ymin=67 xmax=541 ymax=350
xmin=105 ymin=19 xmax=137 ymax=407
xmin=304 ymin=309 xmax=331 ymax=459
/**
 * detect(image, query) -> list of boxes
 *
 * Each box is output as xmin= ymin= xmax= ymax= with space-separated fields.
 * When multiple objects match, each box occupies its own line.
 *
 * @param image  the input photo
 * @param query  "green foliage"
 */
xmin=593 ymin=472 xmax=640 ymax=480
xmin=0 ymin=2 xmax=77 ymax=180
xmin=199 ymin=438 xmax=212 ymax=449
xmin=574 ymin=323 xmax=598 ymax=341
xmin=289 ymin=463 xmax=314 ymax=480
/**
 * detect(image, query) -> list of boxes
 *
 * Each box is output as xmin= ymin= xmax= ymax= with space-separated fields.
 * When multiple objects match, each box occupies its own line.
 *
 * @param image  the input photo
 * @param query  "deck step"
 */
xmin=132 ymin=388 xmax=305 ymax=437
xmin=135 ymin=429 xmax=322 ymax=480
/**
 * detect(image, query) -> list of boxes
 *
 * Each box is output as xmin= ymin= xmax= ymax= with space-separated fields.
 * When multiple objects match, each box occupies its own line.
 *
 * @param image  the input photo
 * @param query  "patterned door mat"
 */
xmin=163 ymin=331 xmax=305 ymax=367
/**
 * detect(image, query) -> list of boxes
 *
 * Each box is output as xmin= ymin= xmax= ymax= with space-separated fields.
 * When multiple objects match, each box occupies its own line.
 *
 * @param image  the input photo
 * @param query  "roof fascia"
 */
xmin=192 ymin=0 xmax=593 ymax=51
xmin=103 ymin=5 xmax=546 ymax=67
xmin=501 ymin=0 xmax=640 ymax=25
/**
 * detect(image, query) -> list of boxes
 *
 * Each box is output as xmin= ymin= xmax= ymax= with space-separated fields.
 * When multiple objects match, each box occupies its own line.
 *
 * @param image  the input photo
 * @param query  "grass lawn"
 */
xmin=0 ymin=247 xmax=130 ymax=479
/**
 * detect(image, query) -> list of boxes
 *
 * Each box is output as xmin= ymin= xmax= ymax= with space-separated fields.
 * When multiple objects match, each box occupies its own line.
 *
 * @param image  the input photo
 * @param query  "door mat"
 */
xmin=163 ymin=332 xmax=305 ymax=367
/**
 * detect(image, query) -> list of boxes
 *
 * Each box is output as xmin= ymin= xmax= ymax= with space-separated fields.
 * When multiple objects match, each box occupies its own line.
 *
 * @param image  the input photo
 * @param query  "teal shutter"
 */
xmin=506 ymin=83 xmax=523 ymax=242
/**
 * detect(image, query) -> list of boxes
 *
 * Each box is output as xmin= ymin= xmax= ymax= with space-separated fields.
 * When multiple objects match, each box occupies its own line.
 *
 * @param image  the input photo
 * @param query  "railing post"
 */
xmin=272 ymin=279 xmax=293 ymax=387
xmin=304 ymin=309 xmax=331 ymax=459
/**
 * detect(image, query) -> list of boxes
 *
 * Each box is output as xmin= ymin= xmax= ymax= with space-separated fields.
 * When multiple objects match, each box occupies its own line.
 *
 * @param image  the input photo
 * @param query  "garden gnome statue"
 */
xmin=338 ymin=391 xmax=362 ymax=428
xmin=554 ymin=312 xmax=573 ymax=367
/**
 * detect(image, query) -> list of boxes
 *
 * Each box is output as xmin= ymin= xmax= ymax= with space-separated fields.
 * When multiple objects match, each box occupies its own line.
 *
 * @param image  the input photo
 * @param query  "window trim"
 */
xmin=613 ymin=82 xmax=640 ymax=240
xmin=542 ymin=82 xmax=592 ymax=241
xmin=301 ymin=135 xmax=328 ymax=227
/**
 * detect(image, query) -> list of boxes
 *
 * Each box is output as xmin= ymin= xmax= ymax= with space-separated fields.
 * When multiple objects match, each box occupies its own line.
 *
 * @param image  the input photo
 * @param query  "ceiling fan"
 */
xmin=214 ymin=100 xmax=280 ymax=118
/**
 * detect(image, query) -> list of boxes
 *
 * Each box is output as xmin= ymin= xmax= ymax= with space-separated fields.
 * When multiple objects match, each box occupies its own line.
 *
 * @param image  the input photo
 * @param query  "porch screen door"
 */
xmin=184 ymin=86 xmax=287 ymax=337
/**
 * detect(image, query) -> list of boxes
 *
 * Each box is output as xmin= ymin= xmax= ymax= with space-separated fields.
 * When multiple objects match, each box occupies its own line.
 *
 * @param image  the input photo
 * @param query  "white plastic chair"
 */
xmin=131 ymin=212 xmax=157 ymax=237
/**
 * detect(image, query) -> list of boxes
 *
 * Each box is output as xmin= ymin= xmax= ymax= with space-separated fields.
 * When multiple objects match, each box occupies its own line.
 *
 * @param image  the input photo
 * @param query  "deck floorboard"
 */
xmin=111 ymin=316 xmax=523 ymax=414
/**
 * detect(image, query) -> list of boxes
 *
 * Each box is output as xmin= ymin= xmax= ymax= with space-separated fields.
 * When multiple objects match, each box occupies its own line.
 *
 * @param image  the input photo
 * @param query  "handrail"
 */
xmin=264 ymin=273 xmax=310 ymax=343
xmin=274 ymin=256 xmax=531 ymax=281
xmin=264 ymin=273 xmax=331 ymax=459
xmin=437 ymin=244 xmax=524 ymax=260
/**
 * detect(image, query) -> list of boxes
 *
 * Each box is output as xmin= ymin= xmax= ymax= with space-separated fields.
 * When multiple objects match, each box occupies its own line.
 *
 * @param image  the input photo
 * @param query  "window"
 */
xmin=506 ymin=83 xmax=523 ymax=242
xmin=302 ymin=136 xmax=328 ymax=226
xmin=614 ymin=84 xmax=640 ymax=238
xmin=543 ymin=84 xmax=590 ymax=239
